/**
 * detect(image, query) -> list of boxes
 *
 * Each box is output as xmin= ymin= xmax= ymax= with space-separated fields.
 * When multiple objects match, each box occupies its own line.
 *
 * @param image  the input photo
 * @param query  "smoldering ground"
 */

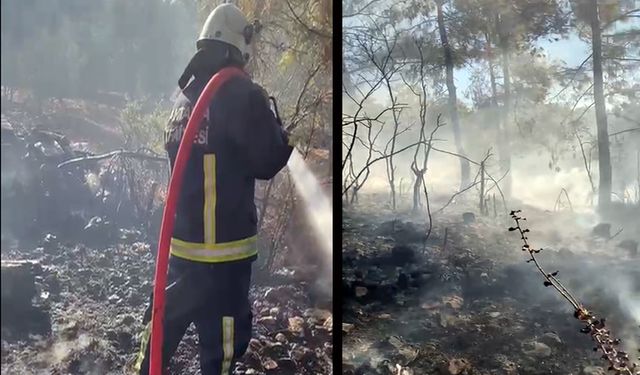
xmin=342 ymin=196 xmax=639 ymax=374
xmin=342 ymin=7 xmax=640 ymax=368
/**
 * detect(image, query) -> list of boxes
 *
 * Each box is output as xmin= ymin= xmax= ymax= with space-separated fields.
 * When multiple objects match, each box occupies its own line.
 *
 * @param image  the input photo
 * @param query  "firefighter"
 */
xmin=134 ymin=3 xmax=293 ymax=374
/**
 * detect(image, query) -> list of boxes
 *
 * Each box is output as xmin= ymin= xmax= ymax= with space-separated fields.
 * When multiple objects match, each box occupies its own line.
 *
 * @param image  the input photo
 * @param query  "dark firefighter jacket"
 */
xmin=164 ymin=74 xmax=293 ymax=263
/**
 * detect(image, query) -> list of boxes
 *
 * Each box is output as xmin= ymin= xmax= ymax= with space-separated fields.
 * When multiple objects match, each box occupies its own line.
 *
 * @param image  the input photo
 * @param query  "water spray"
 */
xmin=287 ymin=148 xmax=333 ymax=261
xmin=272 ymin=93 xmax=333 ymax=272
xmin=149 ymin=66 xmax=247 ymax=375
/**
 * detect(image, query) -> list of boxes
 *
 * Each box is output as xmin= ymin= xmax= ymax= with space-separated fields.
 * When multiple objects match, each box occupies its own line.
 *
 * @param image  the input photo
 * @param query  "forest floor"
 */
xmin=342 ymin=193 xmax=639 ymax=375
xmin=1 ymin=97 xmax=333 ymax=375
xmin=1 ymin=241 xmax=332 ymax=375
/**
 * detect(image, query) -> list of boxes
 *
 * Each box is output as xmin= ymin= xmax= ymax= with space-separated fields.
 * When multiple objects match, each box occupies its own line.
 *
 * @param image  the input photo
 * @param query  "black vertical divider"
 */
xmin=332 ymin=0 xmax=343 ymax=372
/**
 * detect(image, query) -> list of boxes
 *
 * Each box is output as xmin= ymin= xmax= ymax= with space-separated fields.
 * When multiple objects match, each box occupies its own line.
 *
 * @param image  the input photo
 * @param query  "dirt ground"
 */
xmin=1 ymin=97 xmax=333 ymax=375
xmin=1 ymin=240 xmax=332 ymax=375
xmin=342 ymin=193 xmax=639 ymax=375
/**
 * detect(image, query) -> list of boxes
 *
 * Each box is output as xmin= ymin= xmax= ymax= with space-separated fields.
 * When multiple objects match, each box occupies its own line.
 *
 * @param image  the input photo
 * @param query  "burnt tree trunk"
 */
xmin=413 ymin=175 xmax=422 ymax=212
xmin=436 ymin=1 xmax=470 ymax=189
xmin=384 ymin=85 xmax=400 ymax=211
xmin=485 ymin=30 xmax=508 ymax=194
xmin=411 ymin=161 xmax=425 ymax=214
xmin=499 ymin=48 xmax=513 ymax=199
xmin=589 ymin=0 xmax=612 ymax=210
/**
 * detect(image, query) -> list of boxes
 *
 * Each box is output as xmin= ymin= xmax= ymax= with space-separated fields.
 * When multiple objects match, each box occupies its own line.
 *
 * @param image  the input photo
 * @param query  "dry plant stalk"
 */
xmin=509 ymin=210 xmax=639 ymax=375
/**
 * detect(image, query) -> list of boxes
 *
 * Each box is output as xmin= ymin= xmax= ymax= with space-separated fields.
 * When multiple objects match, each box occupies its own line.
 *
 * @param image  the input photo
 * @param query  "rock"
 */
xmin=617 ymin=239 xmax=638 ymax=256
xmin=462 ymin=212 xmax=476 ymax=224
xmin=275 ymin=333 xmax=287 ymax=343
xmin=592 ymin=223 xmax=611 ymax=239
xmin=390 ymin=246 xmax=416 ymax=265
xmin=488 ymin=311 xmax=501 ymax=318
xmin=581 ymin=366 xmax=606 ymax=375
xmin=288 ymin=316 xmax=305 ymax=334
xmin=539 ymin=332 xmax=562 ymax=347
xmin=1 ymin=260 xmax=51 ymax=338
xmin=322 ymin=315 xmax=333 ymax=331
xmin=262 ymin=358 xmax=278 ymax=371
xmin=355 ymin=286 xmax=368 ymax=298
xmin=309 ymin=308 xmax=332 ymax=322
xmin=447 ymin=358 xmax=471 ymax=374
xmin=438 ymin=313 xmax=458 ymax=328
xmin=396 ymin=365 xmax=414 ymax=375
xmin=1 ymin=260 xmax=39 ymax=306
xmin=343 ymin=323 xmax=355 ymax=333
xmin=442 ymin=295 xmax=464 ymax=309
xmin=523 ymin=341 xmax=551 ymax=358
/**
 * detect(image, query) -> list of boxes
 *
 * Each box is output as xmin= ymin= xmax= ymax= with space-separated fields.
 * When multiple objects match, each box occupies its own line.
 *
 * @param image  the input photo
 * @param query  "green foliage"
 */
xmin=119 ymin=102 xmax=168 ymax=153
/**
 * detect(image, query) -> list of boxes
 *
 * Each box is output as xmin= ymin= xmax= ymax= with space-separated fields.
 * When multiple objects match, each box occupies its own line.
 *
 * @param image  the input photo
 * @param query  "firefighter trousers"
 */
xmin=134 ymin=256 xmax=253 ymax=375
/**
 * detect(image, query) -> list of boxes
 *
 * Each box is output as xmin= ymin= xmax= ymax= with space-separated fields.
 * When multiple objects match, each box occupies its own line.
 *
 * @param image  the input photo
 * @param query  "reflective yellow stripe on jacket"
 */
xmin=203 ymin=154 xmax=216 ymax=244
xmin=170 ymin=153 xmax=257 ymax=263
xmin=170 ymin=236 xmax=258 ymax=263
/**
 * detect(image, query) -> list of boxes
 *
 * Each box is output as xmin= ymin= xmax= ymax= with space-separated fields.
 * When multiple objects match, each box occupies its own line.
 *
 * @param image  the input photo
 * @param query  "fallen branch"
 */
xmin=509 ymin=211 xmax=638 ymax=374
xmin=58 ymin=150 xmax=167 ymax=168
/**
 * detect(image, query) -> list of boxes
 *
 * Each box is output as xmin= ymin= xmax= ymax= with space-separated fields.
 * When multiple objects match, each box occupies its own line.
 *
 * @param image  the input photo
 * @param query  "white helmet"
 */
xmin=198 ymin=3 xmax=257 ymax=63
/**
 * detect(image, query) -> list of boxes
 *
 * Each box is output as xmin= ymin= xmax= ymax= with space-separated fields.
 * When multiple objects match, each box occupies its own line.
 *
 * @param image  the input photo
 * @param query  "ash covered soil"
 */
xmin=1 ymin=239 xmax=332 ymax=375
xmin=342 ymin=195 xmax=639 ymax=375
xmin=1 ymin=99 xmax=333 ymax=375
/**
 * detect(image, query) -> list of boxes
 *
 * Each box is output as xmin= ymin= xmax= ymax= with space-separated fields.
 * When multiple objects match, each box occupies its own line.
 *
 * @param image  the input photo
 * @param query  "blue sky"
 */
xmin=451 ymin=17 xmax=638 ymax=105
xmin=453 ymin=34 xmax=591 ymax=105
xmin=347 ymin=6 xmax=639 ymax=107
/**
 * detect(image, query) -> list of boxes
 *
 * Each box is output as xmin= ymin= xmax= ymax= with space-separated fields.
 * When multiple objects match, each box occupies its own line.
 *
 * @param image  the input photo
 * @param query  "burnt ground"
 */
xmin=342 ymin=194 xmax=639 ymax=375
xmin=1 ymin=239 xmax=332 ymax=374
xmin=1 ymin=98 xmax=333 ymax=375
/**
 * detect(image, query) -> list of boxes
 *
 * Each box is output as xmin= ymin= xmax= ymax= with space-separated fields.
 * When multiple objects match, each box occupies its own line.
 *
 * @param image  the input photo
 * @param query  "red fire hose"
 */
xmin=149 ymin=66 xmax=247 ymax=375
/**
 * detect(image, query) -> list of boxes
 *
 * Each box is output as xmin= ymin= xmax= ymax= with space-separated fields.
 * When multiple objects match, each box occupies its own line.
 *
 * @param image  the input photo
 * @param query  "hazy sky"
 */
xmin=452 ymin=33 xmax=591 ymax=105
xmin=347 ymin=6 xmax=639 ymax=107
